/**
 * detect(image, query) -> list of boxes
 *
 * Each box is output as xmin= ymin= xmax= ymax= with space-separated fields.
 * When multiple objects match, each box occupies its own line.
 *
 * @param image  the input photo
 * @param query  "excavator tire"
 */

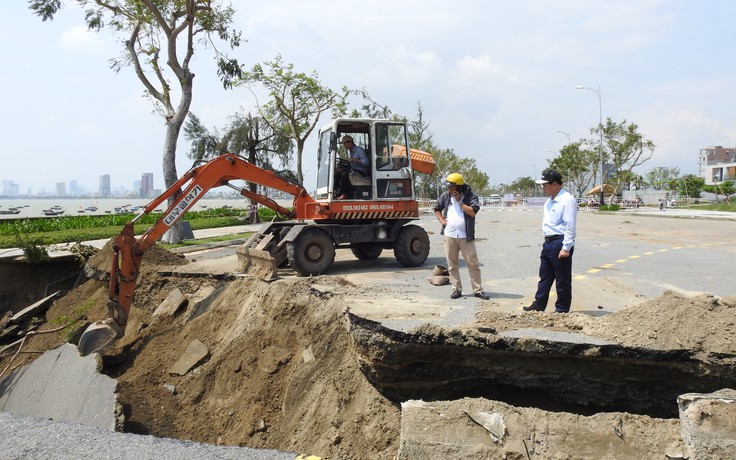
xmin=393 ymin=224 xmax=430 ymax=267
xmin=288 ymin=228 xmax=336 ymax=276
xmin=350 ymin=243 xmax=383 ymax=260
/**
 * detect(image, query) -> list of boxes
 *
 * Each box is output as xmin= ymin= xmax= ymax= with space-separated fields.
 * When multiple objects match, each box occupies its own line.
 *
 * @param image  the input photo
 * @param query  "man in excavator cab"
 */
xmin=336 ymin=134 xmax=370 ymax=199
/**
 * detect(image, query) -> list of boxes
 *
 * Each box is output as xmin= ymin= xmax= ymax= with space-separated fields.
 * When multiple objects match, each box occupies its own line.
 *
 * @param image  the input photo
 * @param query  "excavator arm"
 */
xmin=79 ymin=154 xmax=314 ymax=355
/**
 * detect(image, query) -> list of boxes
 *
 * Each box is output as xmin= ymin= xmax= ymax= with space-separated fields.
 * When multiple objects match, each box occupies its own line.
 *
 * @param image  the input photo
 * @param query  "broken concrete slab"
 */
xmin=678 ymin=388 xmax=736 ymax=459
xmin=9 ymin=291 xmax=60 ymax=324
xmin=169 ymin=339 xmax=209 ymax=375
xmin=0 ymin=343 xmax=120 ymax=430
xmin=499 ymin=328 xmax=614 ymax=346
xmin=153 ymin=287 xmax=188 ymax=317
xmin=398 ymin=398 xmax=683 ymax=460
xmin=349 ymin=313 xmax=736 ymax=418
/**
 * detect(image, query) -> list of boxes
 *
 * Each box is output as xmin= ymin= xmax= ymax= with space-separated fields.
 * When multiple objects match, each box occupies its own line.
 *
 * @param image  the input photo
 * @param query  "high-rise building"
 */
xmin=2 ymin=180 xmax=20 ymax=197
xmin=55 ymin=182 xmax=67 ymax=196
xmin=99 ymin=174 xmax=111 ymax=197
xmin=140 ymin=173 xmax=154 ymax=197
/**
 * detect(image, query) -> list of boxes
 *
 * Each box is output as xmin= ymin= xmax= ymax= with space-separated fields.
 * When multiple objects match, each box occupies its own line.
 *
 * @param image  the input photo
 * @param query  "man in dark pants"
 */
xmin=523 ymin=169 xmax=578 ymax=313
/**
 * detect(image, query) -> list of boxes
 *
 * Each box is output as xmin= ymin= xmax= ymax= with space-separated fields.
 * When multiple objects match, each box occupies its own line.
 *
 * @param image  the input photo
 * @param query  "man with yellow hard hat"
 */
xmin=433 ymin=173 xmax=490 ymax=300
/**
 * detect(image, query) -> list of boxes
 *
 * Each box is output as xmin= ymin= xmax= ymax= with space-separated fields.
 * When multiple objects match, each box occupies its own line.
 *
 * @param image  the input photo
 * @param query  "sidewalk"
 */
xmin=614 ymin=207 xmax=736 ymax=220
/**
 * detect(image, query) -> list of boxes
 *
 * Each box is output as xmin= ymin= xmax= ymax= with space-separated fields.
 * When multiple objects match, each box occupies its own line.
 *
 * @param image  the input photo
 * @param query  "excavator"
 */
xmin=78 ymin=118 xmax=436 ymax=355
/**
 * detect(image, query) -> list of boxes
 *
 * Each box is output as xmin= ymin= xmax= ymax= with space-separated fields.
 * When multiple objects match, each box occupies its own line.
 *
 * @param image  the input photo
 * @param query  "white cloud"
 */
xmin=59 ymin=25 xmax=105 ymax=51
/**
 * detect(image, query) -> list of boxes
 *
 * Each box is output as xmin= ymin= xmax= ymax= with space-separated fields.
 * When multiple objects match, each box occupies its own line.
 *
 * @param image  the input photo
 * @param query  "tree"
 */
xmin=510 ymin=177 xmax=536 ymax=197
xmin=591 ymin=118 xmax=655 ymax=194
xmin=548 ymin=142 xmax=597 ymax=197
xmin=30 ymin=0 xmax=243 ymax=242
xmin=646 ymin=166 xmax=680 ymax=190
xmin=702 ymin=182 xmax=734 ymax=202
xmin=240 ymin=55 xmax=349 ymax=185
xmin=184 ymin=111 xmax=293 ymax=220
xmin=673 ymin=174 xmax=705 ymax=200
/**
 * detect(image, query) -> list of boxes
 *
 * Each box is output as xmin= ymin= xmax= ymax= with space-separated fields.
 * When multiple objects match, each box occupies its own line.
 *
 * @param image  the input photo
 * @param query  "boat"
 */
xmin=0 ymin=207 xmax=21 ymax=215
xmin=42 ymin=209 xmax=65 ymax=216
xmin=85 ymin=206 xmax=98 ymax=212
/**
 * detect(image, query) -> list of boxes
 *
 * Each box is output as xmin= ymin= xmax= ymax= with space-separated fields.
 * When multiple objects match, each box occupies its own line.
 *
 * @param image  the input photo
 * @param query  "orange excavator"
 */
xmin=77 ymin=118 xmax=435 ymax=355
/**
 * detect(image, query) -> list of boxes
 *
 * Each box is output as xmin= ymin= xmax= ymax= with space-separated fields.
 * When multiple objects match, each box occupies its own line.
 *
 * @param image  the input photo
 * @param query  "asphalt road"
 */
xmin=182 ymin=206 xmax=736 ymax=330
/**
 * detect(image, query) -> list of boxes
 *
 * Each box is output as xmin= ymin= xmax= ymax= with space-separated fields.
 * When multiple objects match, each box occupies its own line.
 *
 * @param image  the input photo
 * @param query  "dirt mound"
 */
xmin=84 ymin=239 xmax=187 ymax=280
xmin=476 ymin=290 xmax=736 ymax=355
xmin=106 ymin=274 xmax=398 ymax=459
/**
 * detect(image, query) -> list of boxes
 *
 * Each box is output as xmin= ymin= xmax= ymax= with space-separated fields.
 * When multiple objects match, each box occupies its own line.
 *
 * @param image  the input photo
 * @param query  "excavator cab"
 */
xmin=314 ymin=119 xmax=415 ymax=201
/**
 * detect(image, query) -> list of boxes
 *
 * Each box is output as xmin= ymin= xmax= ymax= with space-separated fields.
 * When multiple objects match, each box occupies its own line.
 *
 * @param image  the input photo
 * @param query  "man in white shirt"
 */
xmin=523 ymin=169 xmax=578 ymax=313
xmin=433 ymin=173 xmax=490 ymax=300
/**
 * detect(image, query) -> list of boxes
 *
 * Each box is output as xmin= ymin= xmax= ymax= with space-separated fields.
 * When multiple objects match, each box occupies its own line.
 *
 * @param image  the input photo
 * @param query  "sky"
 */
xmin=2 ymin=0 xmax=736 ymax=195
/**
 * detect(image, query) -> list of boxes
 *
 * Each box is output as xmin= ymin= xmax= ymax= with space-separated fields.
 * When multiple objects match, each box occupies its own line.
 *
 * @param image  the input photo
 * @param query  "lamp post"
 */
xmin=576 ymin=85 xmax=605 ymax=206
xmin=528 ymin=163 xmax=537 ymax=196
xmin=555 ymin=130 xmax=571 ymax=144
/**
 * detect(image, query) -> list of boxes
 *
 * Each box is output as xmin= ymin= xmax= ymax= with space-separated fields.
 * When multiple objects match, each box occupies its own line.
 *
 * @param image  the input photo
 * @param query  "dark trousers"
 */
xmin=533 ymin=239 xmax=574 ymax=312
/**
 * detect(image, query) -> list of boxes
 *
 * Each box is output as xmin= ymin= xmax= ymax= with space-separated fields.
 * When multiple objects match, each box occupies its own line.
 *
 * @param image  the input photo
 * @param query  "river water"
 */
xmin=0 ymin=197 xmax=255 ymax=220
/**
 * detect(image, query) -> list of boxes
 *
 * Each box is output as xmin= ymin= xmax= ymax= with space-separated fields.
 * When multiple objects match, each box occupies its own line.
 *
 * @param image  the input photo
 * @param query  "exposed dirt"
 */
xmin=2 ymin=241 xmax=736 ymax=459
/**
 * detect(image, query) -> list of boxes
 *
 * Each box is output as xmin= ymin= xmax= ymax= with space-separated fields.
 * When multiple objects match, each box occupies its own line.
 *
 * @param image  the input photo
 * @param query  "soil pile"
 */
xmin=476 ymin=291 xmax=736 ymax=355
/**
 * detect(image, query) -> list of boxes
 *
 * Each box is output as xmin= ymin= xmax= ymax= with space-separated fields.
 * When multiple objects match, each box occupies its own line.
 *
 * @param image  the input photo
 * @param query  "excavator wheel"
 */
xmin=350 ymin=243 xmax=383 ymax=260
xmin=393 ymin=224 xmax=430 ymax=267
xmin=288 ymin=228 xmax=336 ymax=276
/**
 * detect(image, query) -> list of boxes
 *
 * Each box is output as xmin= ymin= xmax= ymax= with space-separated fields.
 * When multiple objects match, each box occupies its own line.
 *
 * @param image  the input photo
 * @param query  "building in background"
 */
xmin=2 ymin=180 xmax=20 ymax=197
xmin=55 ymin=182 xmax=67 ymax=197
xmin=699 ymin=146 xmax=736 ymax=185
xmin=99 ymin=174 xmax=111 ymax=197
xmin=140 ymin=173 xmax=154 ymax=197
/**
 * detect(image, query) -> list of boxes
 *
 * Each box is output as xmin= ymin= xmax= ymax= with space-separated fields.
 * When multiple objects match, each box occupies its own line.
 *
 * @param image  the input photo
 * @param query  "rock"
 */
xmin=169 ymin=339 xmax=209 ymax=375
xmin=678 ymin=388 xmax=736 ymax=459
xmin=153 ymin=288 xmax=188 ymax=317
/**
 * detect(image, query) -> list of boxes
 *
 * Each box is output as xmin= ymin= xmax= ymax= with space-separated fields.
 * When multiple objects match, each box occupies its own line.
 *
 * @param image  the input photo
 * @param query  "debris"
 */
xmin=9 ymin=291 xmax=60 ymax=324
xmin=153 ymin=288 xmax=189 ymax=317
xmin=462 ymin=409 xmax=506 ymax=444
xmin=169 ymin=339 xmax=209 ymax=376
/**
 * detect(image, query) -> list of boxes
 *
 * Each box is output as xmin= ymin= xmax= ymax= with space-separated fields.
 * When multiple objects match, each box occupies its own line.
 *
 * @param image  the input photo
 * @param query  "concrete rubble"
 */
xmin=398 ymin=398 xmax=684 ymax=459
xmin=0 ymin=343 xmax=120 ymax=430
xmin=678 ymin=388 xmax=736 ymax=459
xmin=169 ymin=339 xmax=209 ymax=376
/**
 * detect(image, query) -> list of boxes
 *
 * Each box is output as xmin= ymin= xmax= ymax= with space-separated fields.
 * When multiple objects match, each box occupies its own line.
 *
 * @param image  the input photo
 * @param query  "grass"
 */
xmin=689 ymin=201 xmax=735 ymax=211
xmin=0 ymin=207 xmax=280 ymax=250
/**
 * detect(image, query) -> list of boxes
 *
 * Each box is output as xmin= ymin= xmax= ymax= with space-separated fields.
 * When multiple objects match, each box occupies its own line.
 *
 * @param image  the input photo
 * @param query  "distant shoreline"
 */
xmin=0 ymin=197 xmax=256 ymax=220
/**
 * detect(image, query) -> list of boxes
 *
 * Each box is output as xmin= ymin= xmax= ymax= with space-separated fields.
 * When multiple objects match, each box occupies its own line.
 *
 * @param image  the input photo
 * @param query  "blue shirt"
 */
xmin=542 ymin=187 xmax=577 ymax=251
xmin=350 ymin=145 xmax=369 ymax=175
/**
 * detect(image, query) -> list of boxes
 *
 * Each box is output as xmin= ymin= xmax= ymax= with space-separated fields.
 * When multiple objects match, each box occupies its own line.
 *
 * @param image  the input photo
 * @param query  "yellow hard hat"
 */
xmin=444 ymin=173 xmax=465 ymax=186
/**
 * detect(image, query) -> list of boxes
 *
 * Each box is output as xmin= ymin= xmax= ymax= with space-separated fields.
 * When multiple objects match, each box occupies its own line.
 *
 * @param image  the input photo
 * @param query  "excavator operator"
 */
xmin=337 ymin=135 xmax=369 ymax=199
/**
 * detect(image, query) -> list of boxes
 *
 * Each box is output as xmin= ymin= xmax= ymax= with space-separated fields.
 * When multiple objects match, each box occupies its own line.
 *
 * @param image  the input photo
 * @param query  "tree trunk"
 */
xmin=160 ymin=119 xmax=186 ymax=244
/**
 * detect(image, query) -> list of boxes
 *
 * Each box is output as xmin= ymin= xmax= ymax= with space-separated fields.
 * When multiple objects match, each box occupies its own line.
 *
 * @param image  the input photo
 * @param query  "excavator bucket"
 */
xmin=77 ymin=318 xmax=122 ymax=356
xmin=235 ymin=232 xmax=284 ymax=281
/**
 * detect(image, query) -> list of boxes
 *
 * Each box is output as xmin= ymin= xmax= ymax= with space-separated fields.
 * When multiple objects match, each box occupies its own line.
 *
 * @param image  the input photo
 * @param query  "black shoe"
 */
xmin=474 ymin=292 xmax=490 ymax=300
xmin=523 ymin=304 xmax=542 ymax=312
xmin=450 ymin=289 xmax=462 ymax=299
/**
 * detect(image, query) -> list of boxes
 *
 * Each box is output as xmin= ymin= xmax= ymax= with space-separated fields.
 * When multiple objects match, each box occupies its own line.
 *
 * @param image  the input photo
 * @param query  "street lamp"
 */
xmin=576 ymin=85 xmax=605 ymax=206
xmin=555 ymin=130 xmax=571 ymax=144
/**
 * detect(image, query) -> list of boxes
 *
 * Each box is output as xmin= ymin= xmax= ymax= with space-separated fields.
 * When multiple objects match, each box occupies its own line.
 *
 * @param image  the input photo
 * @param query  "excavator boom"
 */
xmin=78 ymin=154 xmax=313 ymax=355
